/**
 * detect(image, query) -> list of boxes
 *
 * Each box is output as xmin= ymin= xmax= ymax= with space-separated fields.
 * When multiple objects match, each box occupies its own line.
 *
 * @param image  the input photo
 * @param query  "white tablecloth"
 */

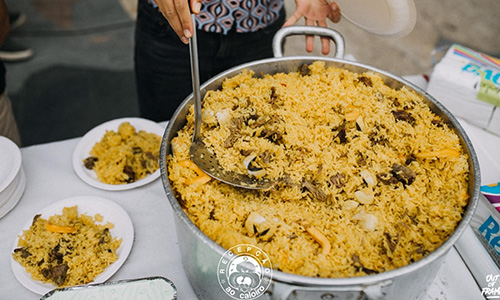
xmin=1 ymin=115 xmax=499 ymax=299
xmin=0 ymin=124 xmax=195 ymax=299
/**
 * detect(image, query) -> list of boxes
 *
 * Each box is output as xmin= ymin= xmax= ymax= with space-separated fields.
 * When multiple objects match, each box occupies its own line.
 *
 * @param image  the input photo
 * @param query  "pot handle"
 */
xmin=272 ymin=26 xmax=345 ymax=59
xmin=270 ymin=279 xmax=392 ymax=300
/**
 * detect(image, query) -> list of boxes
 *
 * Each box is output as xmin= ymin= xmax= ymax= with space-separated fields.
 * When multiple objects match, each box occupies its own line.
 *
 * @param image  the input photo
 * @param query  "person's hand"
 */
xmin=155 ymin=0 xmax=203 ymax=44
xmin=283 ymin=0 xmax=341 ymax=55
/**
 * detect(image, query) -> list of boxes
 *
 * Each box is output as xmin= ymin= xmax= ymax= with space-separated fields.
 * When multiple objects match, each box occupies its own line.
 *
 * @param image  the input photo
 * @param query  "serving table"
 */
xmin=1 ymin=110 xmax=499 ymax=299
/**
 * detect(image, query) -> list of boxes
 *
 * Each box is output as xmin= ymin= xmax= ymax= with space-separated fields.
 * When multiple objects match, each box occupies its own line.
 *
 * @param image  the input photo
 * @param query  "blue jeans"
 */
xmin=134 ymin=0 xmax=286 ymax=122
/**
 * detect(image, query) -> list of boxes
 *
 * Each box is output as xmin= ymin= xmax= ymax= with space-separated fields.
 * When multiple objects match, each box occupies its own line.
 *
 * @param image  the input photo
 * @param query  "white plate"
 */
xmin=0 ymin=166 xmax=21 ymax=208
xmin=0 ymin=168 xmax=26 ymax=219
xmin=11 ymin=196 xmax=134 ymax=295
xmin=72 ymin=117 xmax=165 ymax=191
xmin=0 ymin=136 xmax=22 ymax=193
xmin=335 ymin=0 xmax=417 ymax=37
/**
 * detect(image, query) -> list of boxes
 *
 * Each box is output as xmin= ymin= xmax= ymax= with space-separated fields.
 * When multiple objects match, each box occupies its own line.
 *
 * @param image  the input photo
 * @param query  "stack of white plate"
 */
xmin=0 ymin=136 xmax=26 ymax=219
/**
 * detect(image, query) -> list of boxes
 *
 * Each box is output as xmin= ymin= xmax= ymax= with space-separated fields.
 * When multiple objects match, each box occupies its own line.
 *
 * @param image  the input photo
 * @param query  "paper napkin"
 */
xmin=427 ymin=44 xmax=500 ymax=136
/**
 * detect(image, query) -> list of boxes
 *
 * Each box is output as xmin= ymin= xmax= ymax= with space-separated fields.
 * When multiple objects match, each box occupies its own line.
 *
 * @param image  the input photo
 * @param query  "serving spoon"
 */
xmin=188 ymin=15 xmax=272 ymax=190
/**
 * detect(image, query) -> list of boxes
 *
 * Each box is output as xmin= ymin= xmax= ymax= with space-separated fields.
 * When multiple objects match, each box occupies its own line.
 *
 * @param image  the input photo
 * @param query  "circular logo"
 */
xmin=217 ymin=244 xmax=273 ymax=299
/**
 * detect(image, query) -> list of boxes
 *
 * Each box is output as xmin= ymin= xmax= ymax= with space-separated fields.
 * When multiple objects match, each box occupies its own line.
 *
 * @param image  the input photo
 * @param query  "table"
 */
xmin=0 ymin=123 xmax=193 ymax=299
xmin=1 ymin=115 xmax=499 ymax=299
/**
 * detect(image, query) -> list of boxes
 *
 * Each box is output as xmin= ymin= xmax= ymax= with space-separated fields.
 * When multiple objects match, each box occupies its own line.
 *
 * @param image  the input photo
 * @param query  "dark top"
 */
xmin=0 ymin=61 xmax=5 ymax=94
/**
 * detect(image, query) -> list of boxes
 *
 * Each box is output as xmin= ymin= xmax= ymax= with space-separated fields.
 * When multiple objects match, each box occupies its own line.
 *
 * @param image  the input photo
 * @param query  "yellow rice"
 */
xmin=85 ymin=122 xmax=161 ymax=184
xmin=167 ymin=61 xmax=470 ymax=278
xmin=12 ymin=206 xmax=122 ymax=287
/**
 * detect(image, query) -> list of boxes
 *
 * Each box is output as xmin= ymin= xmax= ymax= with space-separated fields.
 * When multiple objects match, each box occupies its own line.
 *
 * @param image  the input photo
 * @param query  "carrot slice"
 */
xmin=45 ymin=222 xmax=76 ymax=233
xmin=185 ymin=174 xmax=212 ymax=185
xmin=302 ymin=221 xmax=331 ymax=256
xmin=178 ymin=159 xmax=211 ymax=185
xmin=178 ymin=160 xmax=206 ymax=176
xmin=416 ymin=149 xmax=460 ymax=159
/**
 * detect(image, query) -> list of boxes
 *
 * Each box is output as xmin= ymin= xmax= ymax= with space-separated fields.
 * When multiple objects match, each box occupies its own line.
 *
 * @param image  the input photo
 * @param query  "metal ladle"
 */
xmin=188 ymin=15 xmax=272 ymax=190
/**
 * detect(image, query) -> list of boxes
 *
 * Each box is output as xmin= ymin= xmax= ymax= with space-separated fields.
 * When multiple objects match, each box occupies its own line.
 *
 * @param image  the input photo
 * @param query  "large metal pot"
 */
xmin=160 ymin=27 xmax=480 ymax=300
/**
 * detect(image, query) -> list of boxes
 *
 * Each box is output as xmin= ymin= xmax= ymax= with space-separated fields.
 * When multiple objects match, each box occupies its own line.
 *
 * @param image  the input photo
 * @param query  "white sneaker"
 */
xmin=0 ymin=38 xmax=34 ymax=62
xmin=9 ymin=12 xmax=27 ymax=31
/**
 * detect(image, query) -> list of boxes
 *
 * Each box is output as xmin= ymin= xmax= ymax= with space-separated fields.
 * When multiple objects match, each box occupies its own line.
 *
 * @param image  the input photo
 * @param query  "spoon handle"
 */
xmin=189 ymin=14 xmax=202 ymax=141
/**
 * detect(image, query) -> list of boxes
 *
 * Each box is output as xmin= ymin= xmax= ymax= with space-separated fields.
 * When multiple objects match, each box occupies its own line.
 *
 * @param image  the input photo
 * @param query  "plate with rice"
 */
xmin=73 ymin=118 xmax=165 ymax=190
xmin=11 ymin=196 xmax=134 ymax=295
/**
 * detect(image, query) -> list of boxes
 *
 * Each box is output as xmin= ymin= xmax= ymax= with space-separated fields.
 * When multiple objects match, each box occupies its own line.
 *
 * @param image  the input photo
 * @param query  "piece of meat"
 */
xmin=132 ymin=147 xmax=142 ymax=154
xmin=299 ymin=64 xmax=310 ymax=76
xmin=392 ymin=110 xmax=415 ymax=124
xmin=224 ymin=133 xmax=239 ymax=148
xmin=303 ymin=180 xmax=327 ymax=202
xmin=123 ymin=165 xmax=136 ymax=183
xmin=259 ymin=129 xmax=283 ymax=144
xmin=270 ymin=87 xmax=278 ymax=103
xmin=329 ymin=173 xmax=345 ymax=188
xmin=334 ymin=129 xmax=347 ymax=144
xmin=358 ymin=76 xmax=373 ymax=87
xmin=352 ymin=254 xmax=377 ymax=274
xmin=385 ymin=232 xmax=400 ymax=252
xmin=392 ymin=164 xmax=416 ymax=185
xmin=83 ymin=157 xmax=98 ymax=170
xmin=13 ymin=247 xmax=31 ymax=259
xmin=259 ymin=150 xmax=272 ymax=163
xmin=51 ymin=264 xmax=69 ymax=286
xmin=377 ymin=172 xmax=399 ymax=185
xmin=41 ymin=263 xmax=69 ymax=286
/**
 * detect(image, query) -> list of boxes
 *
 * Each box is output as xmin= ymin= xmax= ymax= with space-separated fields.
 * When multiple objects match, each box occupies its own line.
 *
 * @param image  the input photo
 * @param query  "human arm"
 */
xmin=154 ymin=0 xmax=203 ymax=44
xmin=283 ymin=0 xmax=341 ymax=55
xmin=0 ymin=0 xmax=10 ymax=46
